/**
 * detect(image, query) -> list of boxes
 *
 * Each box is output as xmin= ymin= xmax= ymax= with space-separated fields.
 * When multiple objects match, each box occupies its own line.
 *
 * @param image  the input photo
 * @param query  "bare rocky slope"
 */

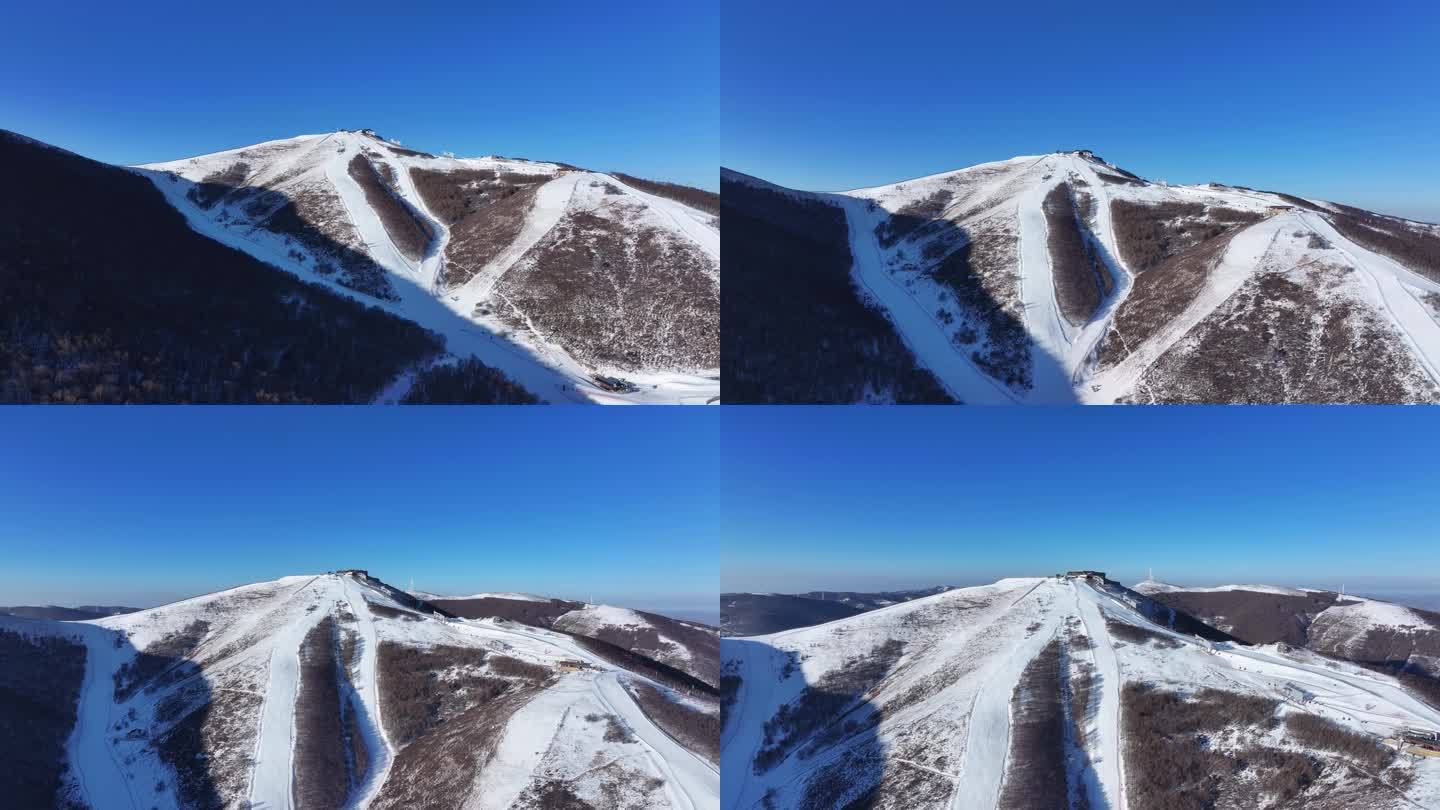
xmin=0 ymin=571 xmax=718 ymax=809
xmin=724 ymin=152 xmax=1440 ymax=404
xmin=723 ymin=575 xmax=1440 ymax=809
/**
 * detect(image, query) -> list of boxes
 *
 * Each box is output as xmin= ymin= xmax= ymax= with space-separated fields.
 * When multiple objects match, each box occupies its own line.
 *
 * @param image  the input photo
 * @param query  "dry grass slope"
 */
xmin=346 ymin=155 xmax=433 ymax=262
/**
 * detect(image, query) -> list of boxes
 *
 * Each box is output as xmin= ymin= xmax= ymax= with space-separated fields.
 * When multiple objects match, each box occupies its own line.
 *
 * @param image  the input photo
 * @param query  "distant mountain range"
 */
xmin=2 ymin=128 xmax=718 ymax=404
xmin=720 ymin=587 xmax=956 ymax=636
xmin=0 ymin=570 xmax=718 ymax=809
xmin=722 ymin=574 xmax=1440 ymax=809
xmin=0 ymin=605 xmax=138 ymax=621
xmin=723 ymin=151 xmax=1440 ymax=403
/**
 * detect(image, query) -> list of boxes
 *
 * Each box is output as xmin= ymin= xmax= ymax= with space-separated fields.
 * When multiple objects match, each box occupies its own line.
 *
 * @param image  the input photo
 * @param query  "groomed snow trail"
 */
xmin=951 ymin=580 xmax=1062 ymax=807
xmin=1297 ymin=211 xmax=1440 ymax=388
xmin=69 ymin=625 xmax=142 ymax=810
xmin=1083 ymin=214 xmax=1292 ymax=403
xmin=248 ymin=579 xmax=337 ymax=810
xmin=719 ymin=641 xmax=784 ymax=810
xmin=341 ymin=575 xmax=396 ymax=809
xmin=1072 ymin=582 xmax=1126 ymax=810
xmin=137 ymin=131 xmax=718 ymax=405
xmin=594 ymin=672 xmax=720 ymax=810
xmin=833 ymin=193 xmax=1020 ymax=404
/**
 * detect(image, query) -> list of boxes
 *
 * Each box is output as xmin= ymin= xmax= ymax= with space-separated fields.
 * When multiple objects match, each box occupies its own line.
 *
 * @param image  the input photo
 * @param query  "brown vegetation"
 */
xmin=0 ymin=627 xmax=86 ymax=810
xmin=293 ymin=618 xmax=350 ymax=810
xmin=1121 ymin=683 xmax=1322 ymax=809
xmin=1110 ymin=199 xmax=1260 ymax=275
xmin=1286 ymin=714 xmax=1393 ymax=771
xmin=721 ymin=175 xmax=953 ymax=403
xmin=1129 ymin=265 xmax=1439 ymax=403
xmin=754 ymin=639 xmax=904 ymax=772
xmin=1328 ymin=209 xmax=1440 ymax=283
xmin=997 ymin=640 xmax=1066 ymax=810
xmin=114 ymin=620 xmax=209 ymax=700
xmin=260 ymin=192 xmax=398 ymax=302
xmin=431 ymin=596 xmax=581 ymax=627
xmin=370 ymin=685 xmax=539 ymax=810
xmin=439 ymin=184 xmax=537 ymax=288
xmin=346 ymin=155 xmax=433 ymax=261
xmin=1096 ymin=228 xmax=1239 ymax=370
xmin=188 ymin=161 xmax=251 ymax=208
xmin=494 ymin=205 xmax=719 ymax=372
xmin=875 ymin=190 xmax=953 ymax=248
xmin=409 ymin=168 xmax=546 ymax=227
xmin=376 ymin=641 xmax=505 ymax=747
xmin=925 ymin=226 xmax=1031 ymax=391
xmin=626 ymin=680 xmax=720 ymax=763
xmin=1145 ymin=589 xmax=1345 ymax=646
xmin=1044 ymin=183 xmax=1106 ymax=325
xmin=611 ymin=172 xmax=720 ymax=217
xmin=566 ymin=634 xmax=715 ymax=697
xmin=1105 ymin=618 xmax=1181 ymax=648
xmin=157 ymin=690 xmax=263 ymax=810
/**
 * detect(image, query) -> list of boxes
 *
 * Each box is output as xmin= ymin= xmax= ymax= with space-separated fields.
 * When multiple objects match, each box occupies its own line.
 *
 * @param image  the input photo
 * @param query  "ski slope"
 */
xmin=248 ymin=580 xmax=336 ymax=809
xmin=722 ymin=575 xmax=1440 ymax=810
xmin=822 ymin=151 xmax=1440 ymax=404
xmin=48 ymin=572 xmax=717 ymax=809
xmin=137 ymin=131 xmax=719 ymax=404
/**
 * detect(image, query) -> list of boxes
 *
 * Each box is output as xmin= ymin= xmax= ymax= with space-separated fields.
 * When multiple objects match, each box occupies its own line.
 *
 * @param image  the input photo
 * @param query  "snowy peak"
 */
xmin=4 ymin=571 xmax=719 ymax=809
xmin=722 ymin=574 xmax=1440 ymax=809
xmin=426 ymin=592 xmax=721 ymax=689
xmin=136 ymin=131 xmax=719 ymax=404
xmin=730 ymin=150 xmax=1440 ymax=404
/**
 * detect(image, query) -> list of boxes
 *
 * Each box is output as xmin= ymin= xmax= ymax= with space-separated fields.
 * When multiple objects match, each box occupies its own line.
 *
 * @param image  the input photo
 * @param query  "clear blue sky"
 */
xmin=0 ymin=409 xmax=717 ymax=618
xmin=723 ymin=0 xmax=1440 ymax=221
xmin=721 ymin=408 xmax=1440 ymax=597
xmin=1 ymin=1 xmax=718 ymax=190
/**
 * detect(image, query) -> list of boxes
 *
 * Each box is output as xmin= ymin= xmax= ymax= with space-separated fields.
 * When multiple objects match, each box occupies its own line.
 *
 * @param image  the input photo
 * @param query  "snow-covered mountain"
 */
xmin=1136 ymin=581 xmax=1440 ymax=684
xmin=722 ymin=575 xmax=1440 ymax=809
xmin=723 ymin=151 xmax=1440 ymax=403
xmin=721 ymin=587 xmax=957 ymax=637
xmin=424 ymin=593 xmax=720 ymax=689
xmin=137 ymin=130 xmax=719 ymax=404
xmin=1 ymin=571 xmax=718 ymax=809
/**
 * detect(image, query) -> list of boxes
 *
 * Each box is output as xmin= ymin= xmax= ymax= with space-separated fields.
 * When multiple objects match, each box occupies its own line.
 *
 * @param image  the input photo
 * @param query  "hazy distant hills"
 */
xmin=721 ymin=586 xmax=956 ymax=636
xmin=0 ymin=605 xmax=137 ymax=621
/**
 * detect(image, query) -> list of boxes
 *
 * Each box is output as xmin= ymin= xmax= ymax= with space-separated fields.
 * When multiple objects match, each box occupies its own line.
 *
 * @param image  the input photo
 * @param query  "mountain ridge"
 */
xmin=723 ymin=152 xmax=1440 ymax=404
xmin=0 ymin=570 xmax=720 ymax=809
xmin=721 ymin=574 xmax=1440 ymax=809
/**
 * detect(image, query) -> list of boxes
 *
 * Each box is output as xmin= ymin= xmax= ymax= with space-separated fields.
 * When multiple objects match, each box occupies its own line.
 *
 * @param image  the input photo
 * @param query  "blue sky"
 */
xmin=721 ymin=408 xmax=1440 ymax=597
xmin=1 ymin=1 xmax=718 ymax=190
xmin=0 ymin=409 xmax=717 ymax=619
xmin=723 ymin=0 xmax=1440 ymax=221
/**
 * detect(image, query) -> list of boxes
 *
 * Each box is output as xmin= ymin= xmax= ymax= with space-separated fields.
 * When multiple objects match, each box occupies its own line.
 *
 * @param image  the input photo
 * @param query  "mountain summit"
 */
xmin=723 ymin=152 xmax=1440 ymax=403
xmin=721 ymin=574 xmax=1440 ymax=809
xmin=139 ymin=130 xmax=719 ymax=403
xmin=1 ymin=570 xmax=719 ymax=809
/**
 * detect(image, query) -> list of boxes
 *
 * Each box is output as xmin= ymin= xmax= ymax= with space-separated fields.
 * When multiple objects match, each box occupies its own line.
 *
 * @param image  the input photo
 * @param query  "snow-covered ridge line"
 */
xmin=723 ymin=574 xmax=1440 ymax=809
xmin=136 ymin=129 xmax=719 ymax=405
xmin=781 ymin=150 xmax=1440 ymax=404
xmin=44 ymin=571 xmax=718 ymax=810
